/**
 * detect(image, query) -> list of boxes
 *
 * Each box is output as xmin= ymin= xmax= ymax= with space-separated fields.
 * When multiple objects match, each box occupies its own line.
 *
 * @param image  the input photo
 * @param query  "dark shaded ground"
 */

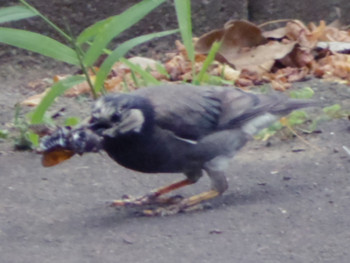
xmin=0 ymin=59 xmax=350 ymax=263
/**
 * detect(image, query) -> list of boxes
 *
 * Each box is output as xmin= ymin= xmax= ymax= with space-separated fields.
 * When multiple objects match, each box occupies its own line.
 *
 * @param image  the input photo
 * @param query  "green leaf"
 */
xmin=0 ymin=5 xmax=37 ymax=23
xmin=120 ymin=58 xmax=160 ymax=85
xmin=255 ymin=121 xmax=282 ymax=141
xmin=289 ymin=87 xmax=314 ymax=99
xmin=287 ymin=110 xmax=308 ymax=126
xmin=94 ymin=29 xmax=178 ymax=93
xmin=64 ymin=116 xmax=81 ymax=127
xmin=83 ymin=0 xmax=165 ymax=67
xmin=155 ymin=62 xmax=170 ymax=78
xmin=31 ymin=76 xmax=85 ymax=124
xmin=323 ymin=104 xmax=341 ymax=116
xmin=0 ymin=27 xmax=79 ymax=65
xmin=27 ymin=132 xmax=39 ymax=147
xmin=200 ymin=74 xmax=233 ymax=86
xmin=76 ymin=18 xmax=111 ymax=45
xmin=174 ymin=0 xmax=194 ymax=63
xmin=0 ymin=129 xmax=9 ymax=139
xmin=19 ymin=0 xmax=72 ymax=41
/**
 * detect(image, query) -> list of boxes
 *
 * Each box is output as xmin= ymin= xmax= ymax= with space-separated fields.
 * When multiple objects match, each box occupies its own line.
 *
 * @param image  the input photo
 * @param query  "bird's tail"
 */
xmin=241 ymin=98 xmax=320 ymax=136
xmin=269 ymin=98 xmax=321 ymax=115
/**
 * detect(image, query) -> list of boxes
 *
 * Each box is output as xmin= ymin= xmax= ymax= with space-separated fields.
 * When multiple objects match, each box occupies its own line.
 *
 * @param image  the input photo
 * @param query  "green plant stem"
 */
xmin=19 ymin=0 xmax=72 ymax=42
xmin=65 ymin=19 xmax=103 ymax=98
xmin=72 ymin=40 xmax=97 ymax=99
xmin=194 ymin=41 xmax=222 ymax=84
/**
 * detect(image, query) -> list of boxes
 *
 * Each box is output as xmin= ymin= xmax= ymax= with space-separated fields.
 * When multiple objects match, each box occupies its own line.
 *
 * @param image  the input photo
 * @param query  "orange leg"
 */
xmin=110 ymin=179 xmax=194 ymax=207
xmin=151 ymin=179 xmax=193 ymax=197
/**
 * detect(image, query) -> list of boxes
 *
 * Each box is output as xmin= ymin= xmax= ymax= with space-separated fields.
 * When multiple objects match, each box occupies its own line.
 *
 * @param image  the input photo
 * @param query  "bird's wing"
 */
xmin=217 ymin=89 xmax=317 ymax=129
xmin=135 ymin=84 xmax=316 ymax=139
xmin=134 ymin=85 xmax=223 ymax=140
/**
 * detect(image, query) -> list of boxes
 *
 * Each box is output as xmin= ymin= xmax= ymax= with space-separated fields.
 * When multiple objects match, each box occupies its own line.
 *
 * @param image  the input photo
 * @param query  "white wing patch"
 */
xmin=172 ymin=134 xmax=198 ymax=145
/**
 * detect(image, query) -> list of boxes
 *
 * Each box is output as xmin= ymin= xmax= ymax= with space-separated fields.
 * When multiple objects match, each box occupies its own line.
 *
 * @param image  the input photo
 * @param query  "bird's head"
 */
xmin=88 ymin=93 xmax=154 ymax=138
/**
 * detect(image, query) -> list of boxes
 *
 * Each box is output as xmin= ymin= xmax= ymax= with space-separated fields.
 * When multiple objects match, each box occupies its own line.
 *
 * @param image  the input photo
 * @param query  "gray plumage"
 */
xmin=87 ymin=84 xmax=317 ymax=198
xmin=40 ymin=84 xmax=318 ymax=214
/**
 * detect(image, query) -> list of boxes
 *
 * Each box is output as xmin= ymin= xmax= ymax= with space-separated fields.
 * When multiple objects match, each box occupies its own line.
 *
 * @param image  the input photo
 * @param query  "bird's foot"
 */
xmin=109 ymin=193 xmax=184 ymax=207
xmin=139 ymin=189 xmax=219 ymax=216
xmin=110 ymin=189 xmax=219 ymax=216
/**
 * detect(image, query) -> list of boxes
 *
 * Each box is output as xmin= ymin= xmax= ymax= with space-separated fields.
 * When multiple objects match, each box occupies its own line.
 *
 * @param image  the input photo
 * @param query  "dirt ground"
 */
xmin=0 ymin=57 xmax=349 ymax=263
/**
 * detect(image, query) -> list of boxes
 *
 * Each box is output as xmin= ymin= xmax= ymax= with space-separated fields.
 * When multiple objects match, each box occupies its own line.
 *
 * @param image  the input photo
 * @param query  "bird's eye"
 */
xmin=111 ymin=112 xmax=121 ymax=122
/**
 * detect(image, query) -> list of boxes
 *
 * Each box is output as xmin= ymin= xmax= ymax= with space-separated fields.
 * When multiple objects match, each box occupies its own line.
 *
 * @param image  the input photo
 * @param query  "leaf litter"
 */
xmin=21 ymin=18 xmax=350 ymax=106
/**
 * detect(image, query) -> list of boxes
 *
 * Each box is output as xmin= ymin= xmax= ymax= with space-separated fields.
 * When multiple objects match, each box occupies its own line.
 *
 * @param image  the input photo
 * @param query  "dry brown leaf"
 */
xmin=195 ymin=29 xmax=225 ymax=54
xmin=103 ymin=76 xmax=123 ymax=92
xmin=235 ymin=77 xmax=254 ymax=88
xmin=309 ymin=20 xmax=350 ymax=42
xmin=270 ymin=79 xmax=292 ymax=91
xmin=52 ymin=74 xmax=97 ymax=97
xmin=164 ymin=53 xmax=193 ymax=81
xmin=125 ymin=57 xmax=158 ymax=71
xmin=64 ymin=78 xmax=95 ymax=97
xmin=263 ymin=27 xmax=287 ymax=39
xmin=273 ymin=67 xmax=309 ymax=83
xmin=64 ymin=75 xmax=95 ymax=97
xmin=285 ymin=20 xmax=318 ymax=49
xmin=231 ymin=41 xmax=297 ymax=74
xmin=26 ymin=79 xmax=52 ymax=93
xmin=279 ymin=46 xmax=314 ymax=68
xmin=195 ymin=20 xmax=266 ymax=55
xmin=235 ymin=69 xmax=266 ymax=88
xmin=20 ymin=89 xmax=50 ymax=107
xmin=196 ymin=20 xmax=297 ymax=75
xmin=222 ymin=20 xmax=266 ymax=47
xmin=315 ymin=53 xmax=350 ymax=82
xmin=213 ymin=64 xmax=240 ymax=81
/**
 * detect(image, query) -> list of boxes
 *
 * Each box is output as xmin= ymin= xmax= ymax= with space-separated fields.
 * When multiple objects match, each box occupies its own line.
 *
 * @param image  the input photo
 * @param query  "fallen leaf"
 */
xmin=231 ymin=41 xmax=297 ymax=74
xmin=263 ymin=27 xmax=288 ymax=39
xmin=64 ymin=76 xmax=96 ymax=97
xmin=196 ymin=20 xmax=266 ymax=64
xmin=20 ymin=88 xmax=50 ymax=107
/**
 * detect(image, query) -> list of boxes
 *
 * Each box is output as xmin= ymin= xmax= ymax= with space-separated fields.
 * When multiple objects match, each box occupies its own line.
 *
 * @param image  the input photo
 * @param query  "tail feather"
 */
xmin=242 ymin=98 xmax=320 ymax=136
xmin=269 ymin=99 xmax=320 ymax=115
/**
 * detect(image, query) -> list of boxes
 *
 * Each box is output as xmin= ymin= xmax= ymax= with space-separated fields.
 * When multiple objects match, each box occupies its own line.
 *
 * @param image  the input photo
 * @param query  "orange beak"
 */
xmin=42 ymin=149 xmax=75 ymax=167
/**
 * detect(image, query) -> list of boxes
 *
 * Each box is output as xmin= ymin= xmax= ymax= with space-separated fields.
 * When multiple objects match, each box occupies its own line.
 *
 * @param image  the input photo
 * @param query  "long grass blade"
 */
xmin=120 ymin=58 xmax=160 ymax=86
xmin=194 ymin=41 xmax=222 ymax=84
xmin=76 ymin=18 xmax=111 ymax=45
xmin=0 ymin=27 xmax=79 ymax=65
xmin=94 ymin=29 xmax=178 ymax=93
xmin=174 ymin=0 xmax=194 ymax=62
xmin=83 ymin=0 xmax=165 ymax=67
xmin=0 ymin=5 xmax=37 ymax=23
xmin=31 ymin=76 xmax=85 ymax=124
xmin=19 ymin=0 xmax=72 ymax=41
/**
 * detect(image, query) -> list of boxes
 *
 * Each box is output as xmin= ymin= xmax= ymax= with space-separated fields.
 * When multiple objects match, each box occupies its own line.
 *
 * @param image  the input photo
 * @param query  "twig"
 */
xmin=259 ymin=19 xmax=293 ymax=28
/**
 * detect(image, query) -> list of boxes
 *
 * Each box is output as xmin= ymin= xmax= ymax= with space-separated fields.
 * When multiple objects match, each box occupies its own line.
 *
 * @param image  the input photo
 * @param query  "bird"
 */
xmin=40 ymin=84 xmax=317 ymax=216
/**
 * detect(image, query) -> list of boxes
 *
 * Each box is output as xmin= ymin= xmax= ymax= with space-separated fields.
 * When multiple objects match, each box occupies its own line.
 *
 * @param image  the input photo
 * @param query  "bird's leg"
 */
xmin=143 ymin=157 xmax=229 ymax=216
xmin=109 ymin=178 xmax=194 ymax=207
